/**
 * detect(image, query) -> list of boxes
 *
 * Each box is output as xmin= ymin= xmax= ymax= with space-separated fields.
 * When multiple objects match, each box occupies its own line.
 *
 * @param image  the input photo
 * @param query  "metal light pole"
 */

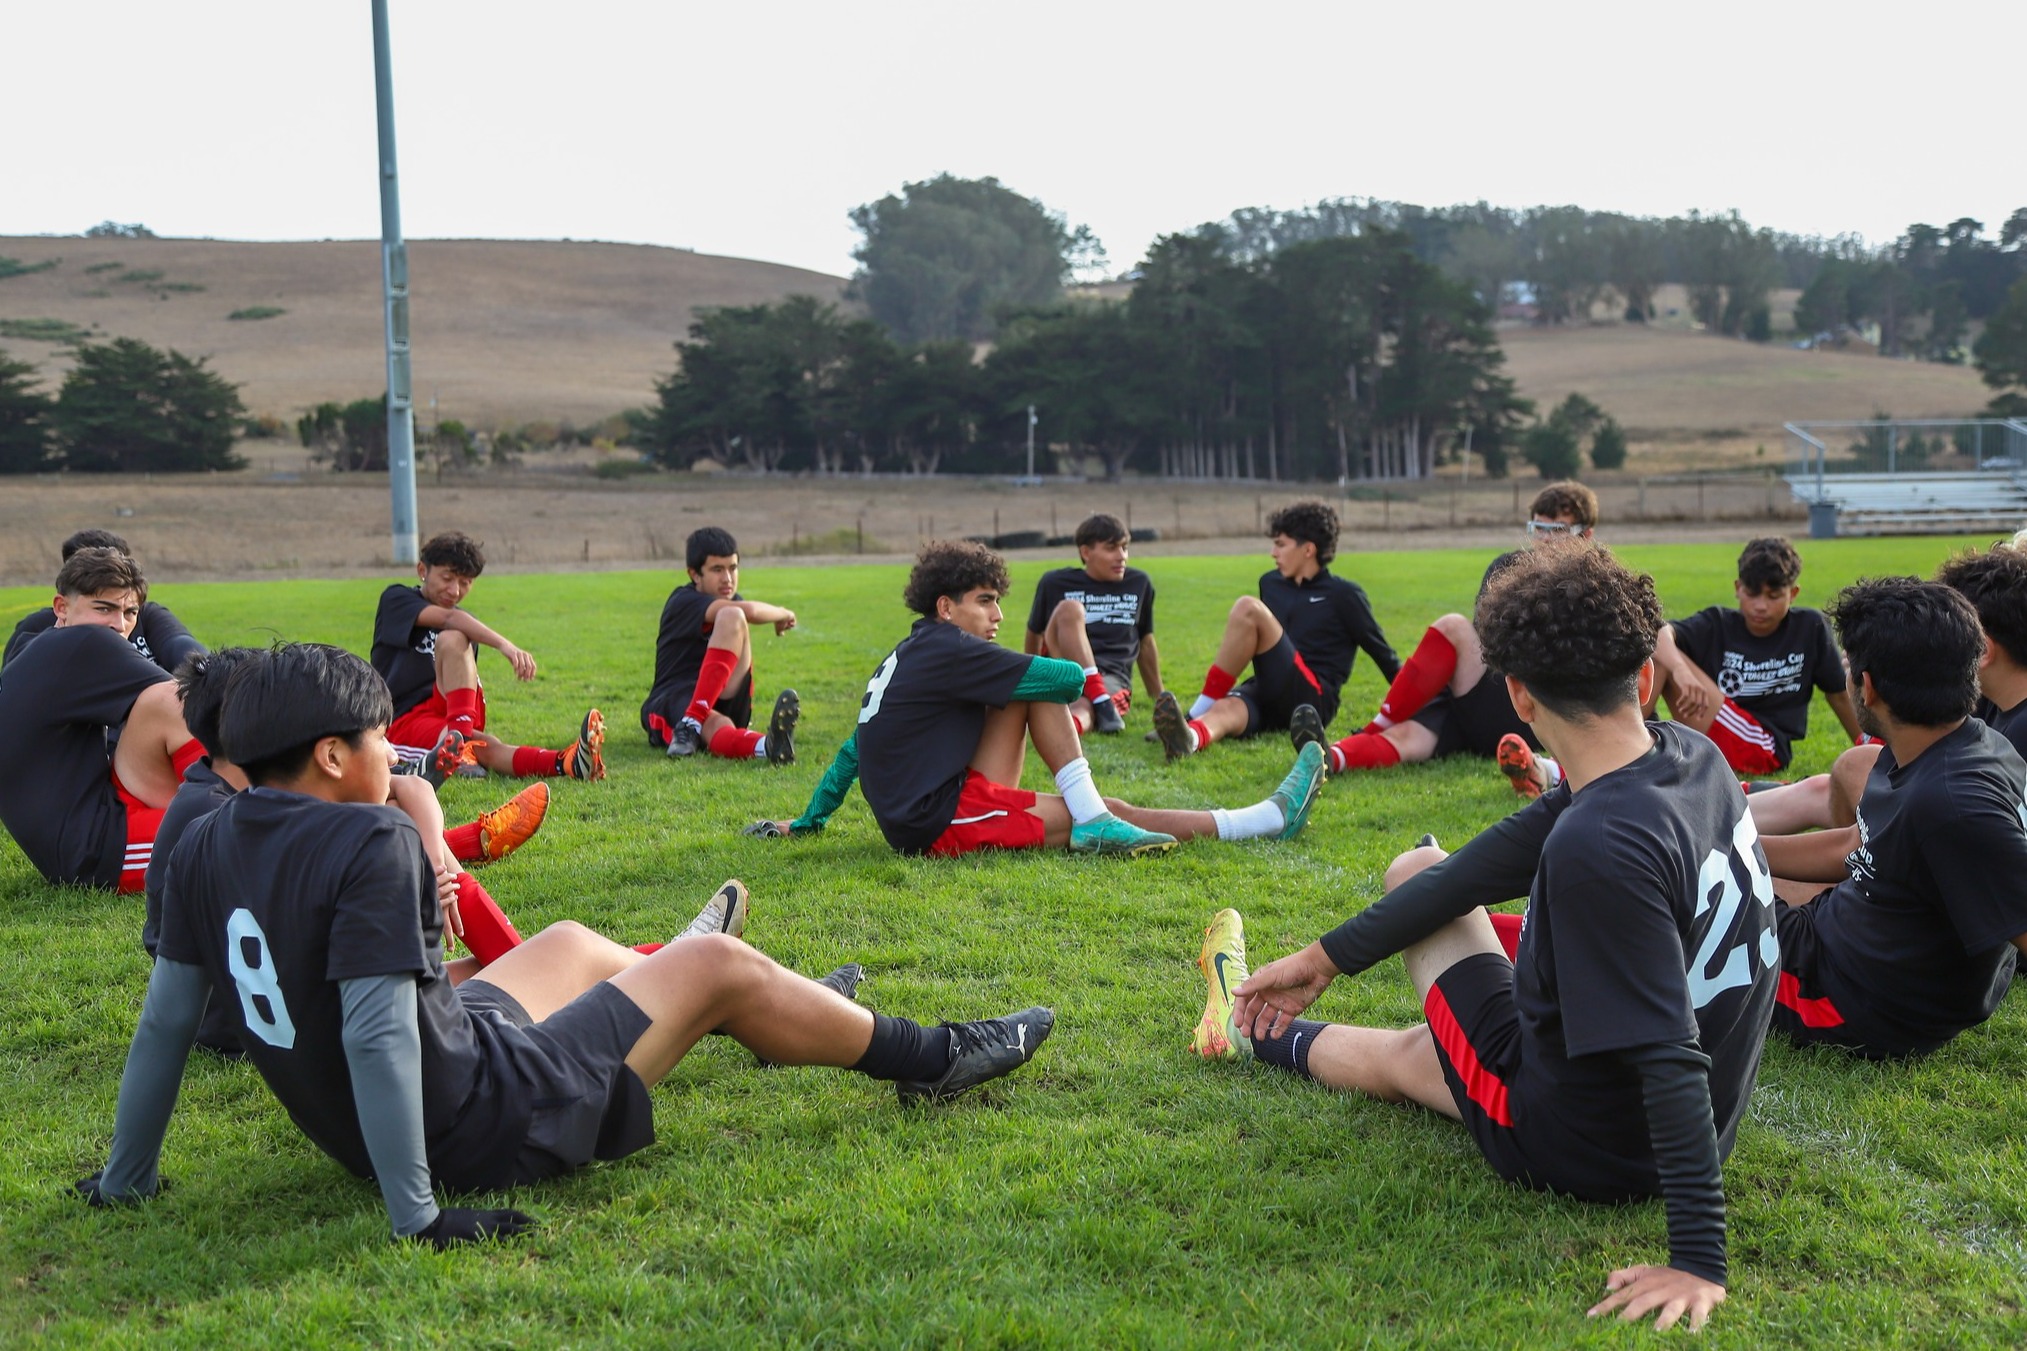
xmin=371 ymin=0 xmax=418 ymax=564
xmin=1026 ymin=404 xmax=1037 ymax=479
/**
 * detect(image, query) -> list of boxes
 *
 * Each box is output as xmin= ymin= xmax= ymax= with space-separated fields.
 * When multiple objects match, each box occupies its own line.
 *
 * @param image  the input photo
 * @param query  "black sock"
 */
xmin=1252 ymin=1019 xmax=1326 ymax=1079
xmin=851 ymin=1013 xmax=952 ymax=1082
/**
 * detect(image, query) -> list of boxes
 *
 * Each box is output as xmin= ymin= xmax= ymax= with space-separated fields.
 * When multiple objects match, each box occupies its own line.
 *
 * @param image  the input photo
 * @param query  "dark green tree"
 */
xmin=1520 ymin=418 xmax=1582 ymax=478
xmin=53 ymin=337 xmax=245 ymax=472
xmin=0 ymin=349 xmax=55 ymax=473
xmin=849 ymin=175 xmax=1103 ymax=343
xmin=1590 ymin=416 xmax=1628 ymax=470
xmin=1975 ymin=276 xmax=2027 ymax=414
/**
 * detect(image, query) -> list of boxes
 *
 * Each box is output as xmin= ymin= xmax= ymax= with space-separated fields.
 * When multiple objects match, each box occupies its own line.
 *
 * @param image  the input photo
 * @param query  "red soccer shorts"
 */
xmin=1704 ymin=699 xmax=1784 ymax=777
xmin=388 ymin=683 xmax=489 ymax=750
xmin=927 ymin=770 xmax=1047 ymax=856
xmin=112 ymin=769 xmax=166 ymax=895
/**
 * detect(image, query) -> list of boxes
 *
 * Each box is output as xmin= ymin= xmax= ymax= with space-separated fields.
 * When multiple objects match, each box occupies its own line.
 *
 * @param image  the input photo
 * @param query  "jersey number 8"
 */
xmin=226 ymin=908 xmax=298 ymax=1049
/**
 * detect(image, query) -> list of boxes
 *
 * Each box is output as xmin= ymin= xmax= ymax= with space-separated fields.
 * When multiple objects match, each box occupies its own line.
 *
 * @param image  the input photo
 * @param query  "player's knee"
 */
xmin=435 ymin=629 xmax=472 ymax=658
xmin=1383 ymin=844 xmax=1446 ymax=890
xmin=1431 ymin=613 xmax=1473 ymax=643
xmin=1050 ymin=598 xmax=1088 ymax=628
xmin=713 ymin=605 xmax=749 ymax=636
xmin=132 ymin=680 xmax=182 ymax=717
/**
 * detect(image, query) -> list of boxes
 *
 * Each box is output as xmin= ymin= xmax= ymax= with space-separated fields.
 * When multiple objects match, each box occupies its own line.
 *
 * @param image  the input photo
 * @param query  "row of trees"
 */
xmin=0 ymin=338 xmax=244 ymax=474
xmin=640 ymin=228 xmax=1543 ymax=481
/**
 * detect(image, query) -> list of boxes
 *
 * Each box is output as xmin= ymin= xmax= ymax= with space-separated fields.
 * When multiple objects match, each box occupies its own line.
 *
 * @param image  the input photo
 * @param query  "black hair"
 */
xmin=56 ymin=546 xmax=147 ymax=605
xmin=61 ymin=529 xmax=131 ymax=561
xmin=220 ymin=643 xmax=394 ymax=784
xmin=903 ymin=540 xmax=1010 ymax=618
xmin=1937 ymin=544 xmax=2027 ymax=667
xmin=1475 ymin=541 xmax=1661 ymax=720
xmin=1266 ymin=500 xmax=1339 ymax=566
xmin=1737 ymin=537 xmax=1802 ymax=593
xmin=686 ymin=526 xmax=740 ymax=574
xmin=1074 ymin=514 xmax=1128 ymax=549
xmin=173 ymin=647 xmax=265 ymax=760
xmin=1828 ymin=577 xmax=1982 ymax=728
xmin=418 ymin=531 xmax=485 ymax=577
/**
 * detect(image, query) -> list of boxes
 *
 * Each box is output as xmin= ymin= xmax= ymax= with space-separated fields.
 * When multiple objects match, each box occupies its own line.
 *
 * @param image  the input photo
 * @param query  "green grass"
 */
xmin=226 ymin=306 xmax=287 ymax=322
xmin=3 ymin=538 xmax=2024 ymax=1347
xmin=0 ymin=317 xmax=89 ymax=344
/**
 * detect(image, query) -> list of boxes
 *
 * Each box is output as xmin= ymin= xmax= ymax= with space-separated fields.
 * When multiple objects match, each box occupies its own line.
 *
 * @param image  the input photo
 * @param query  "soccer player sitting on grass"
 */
xmin=1023 ymin=513 xmax=1161 ymax=736
xmin=1637 ymin=536 xmax=1862 ymax=779
xmin=0 ymin=548 xmax=207 ymax=891
xmin=3 ymin=528 xmax=204 ymax=673
xmin=371 ymin=529 xmax=605 ymax=784
xmin=1752 ymin=578 xmax=2027 ymax=1060
xmin=76 ymin=642 xmax=1054 ymax=1247
xmin=1308 ymin=481 xmax=1595 ymax=787
xmin=1190 ymin=542 xmax=1777 ymax=1332
xmin=1153 ymin=500 xmax=1397 ymax=760
xmin=750 ymin=540 xmax=1325 ymax=857
xmin=639 ymin=526 xmax=799 ymax=765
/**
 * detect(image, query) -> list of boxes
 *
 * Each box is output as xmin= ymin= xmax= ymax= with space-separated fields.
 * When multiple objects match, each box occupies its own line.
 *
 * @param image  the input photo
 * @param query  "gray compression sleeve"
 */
xmin=339 ymin=974 xmax=440 ymax=1238
xmin=99 ymin=958 xmax=211 ymax=1198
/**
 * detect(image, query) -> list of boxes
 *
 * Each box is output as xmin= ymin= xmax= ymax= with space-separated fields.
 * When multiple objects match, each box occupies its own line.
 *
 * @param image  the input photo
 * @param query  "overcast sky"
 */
xmin=8 ymin=1 xmax=2018 ymax=278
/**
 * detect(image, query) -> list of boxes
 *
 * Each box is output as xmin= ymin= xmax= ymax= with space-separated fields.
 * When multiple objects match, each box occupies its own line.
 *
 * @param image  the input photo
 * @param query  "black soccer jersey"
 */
xmin=0 ymin=624 xmax=173 ymax=886
xmin=854 ymin=618 xmax=1034 ymax=853
xmin=4 ymin=601 xmax=203 ymax=673
xmin=1256 ymin=567 xmax=1399 ymax=713
xmin=142 ymin=758 xmax=237 ymax=956
xmin=1025 ymin=567 xmax=1155 ymax=688
xmin=1670 ymin=606 xmax=1845 ymax=765
xmin=1511 ymin=722 xmax=1779 ymax=1190
xmin=640 ymin=585 xmax=753 ymax=731
xmin=1804 ymin=719 xmax=2027 ymax=1055
xmin=1973 ymin=695 xmax=2027 ymax=760
xmin=369 ymin=585 xmax=442 ymax=717
xmin=157 ymin=789 xmax=527 ymax=1181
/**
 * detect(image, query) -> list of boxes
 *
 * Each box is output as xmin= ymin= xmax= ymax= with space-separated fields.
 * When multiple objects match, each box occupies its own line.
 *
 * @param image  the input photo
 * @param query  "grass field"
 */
xmin=4 ymin=538 xmax=2024 ymax=1347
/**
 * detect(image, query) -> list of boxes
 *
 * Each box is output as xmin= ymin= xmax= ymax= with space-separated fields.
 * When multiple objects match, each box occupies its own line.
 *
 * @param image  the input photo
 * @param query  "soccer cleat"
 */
xmin=1152 ymin=690 xmax=1195 ymax=761
xmin=895 ymin=1006 xmax=1055 ymax=1104
xmin=425 ymin=727 xmax=468 ymax=789
xmin=1089 ymin=695 xmax=1125 ymax=735
xmin=476 ymin=782 xmax=549 ymax=862
xmin=667 ymin=718 xmax=703 ymax=758
xmin=1190 ymin=907 xmax=1252 ymax=1060
xmin=741 ymin=819 xmax=788 ymax=839
xmin=1496 ymin=733 xmax=1544 ymax=799
xmin=1288 ymin=703 xmax=1325 ymax=756
xmin=674 ymin=878 xmax=749 ymax=942
xmin=765 ymin=689 xmax=800 ymax=766
xmin=564 ymin=708 xmax=607 ymax=781
xmin=1070 ymin=811 xmax=1178 ymax=858
xmin=1269 ymin=742 xmax=1327 ymax=841
xmin=1417 ymin=832 xmax=1440 ymax=850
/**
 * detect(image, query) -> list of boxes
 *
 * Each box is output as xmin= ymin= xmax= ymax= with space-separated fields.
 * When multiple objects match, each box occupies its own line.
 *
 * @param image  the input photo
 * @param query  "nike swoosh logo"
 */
xmin=1309 ymin=596 xmax=1326 ymax=602
xmin=1290 ymin=1032 xmax=1304 ymax=1058
xmin=1213 ymin=952 xmax=1236 ymax=1002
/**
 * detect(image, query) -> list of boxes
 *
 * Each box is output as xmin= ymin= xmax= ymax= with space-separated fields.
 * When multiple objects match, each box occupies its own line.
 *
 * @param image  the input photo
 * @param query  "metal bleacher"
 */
xmin=1784 ymin=419 xmax=2027 ymax=538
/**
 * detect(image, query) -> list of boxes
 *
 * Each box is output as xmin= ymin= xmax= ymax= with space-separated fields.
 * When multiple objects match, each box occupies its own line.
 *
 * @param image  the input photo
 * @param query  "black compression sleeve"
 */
xmin=1624 ymin=1043 xmax=1728 ymax=1287
xmin=1317 ymin=802 xmax=1560 ymax=976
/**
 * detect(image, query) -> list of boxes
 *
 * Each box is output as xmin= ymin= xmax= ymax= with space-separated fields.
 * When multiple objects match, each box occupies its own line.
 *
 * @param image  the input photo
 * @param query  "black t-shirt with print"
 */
xmin=1670 ymin=606 xmax=1845 ymax=763
xmin=0 ymin=624 xmax=173 ymax=886
xmin=158 ymin=789 xmax=528 ymax=1184
xmin=1025 ymin=567 xmax=1155 ymax=688
xmin=370 ymin=585 xmax=442 ymax=717
xmin=142 ymin=758 xmax=237 ymax=956
xmin=854 ymin=618 xmax=1033 ymax=853
xmin=1806 ymin=719 xmax=2027 ymax=1055
xmin=5 ymin=601 xmax=203 ymax=674
xmin=641 ymin=585 xmax=754 ymax=730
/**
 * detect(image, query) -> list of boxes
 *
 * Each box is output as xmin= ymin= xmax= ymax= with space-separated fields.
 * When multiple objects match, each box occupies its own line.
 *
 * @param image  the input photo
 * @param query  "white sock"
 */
xmin=1371 ymin=712 xmax=1397 ymax=730
xmin=1053 ymin=756 xmax=1107 ymax=824
xmin=1188 ymin=694 xmax=1216 ymax=719
xmin=750 ymin=738 xmax=768 ymax=760
xmin=1539 ymin=755 xmax=1564 ymax=787
xmin=1328 ymin=745 xmax=1347 ymax=774
xmin=1213 ymin=800 xmax=1284 ymax=841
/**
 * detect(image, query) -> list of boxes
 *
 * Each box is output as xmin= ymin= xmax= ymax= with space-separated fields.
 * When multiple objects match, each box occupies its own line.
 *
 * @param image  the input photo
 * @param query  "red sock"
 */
xmin=444 ymin=821 xmax=483 ymax=863
xmin=1200 ymin=666 xmax=1237 ymax=702
xmin=444 ymin=686 xmax=481 ymax=732
xmin=1377 ymin=628 xmax=1458 ymax=725
xmin=511 ymin=745 xmax=560 ymax=777
xmin=1332 ymin=731 xmax=1401 ymax=770
xmin=632 ymin=942 xmax=664 ymax=955
xmin=1490 ymin=911 xmax=1523 ymax=961
xmin=1187 ymin=718 xmax=1211 ymax=752
xmin=1083 ymin=670 xmax=1108 ymax=703
xmin=709 ymin=725 xmax=764 ymax=759
xmin=455 ymin=873 xmax=522 ymax=965
xmin=685 ymin=648 xmax=739 ymax=724
xmin=171 ymin=737 xmax=205 ymax=780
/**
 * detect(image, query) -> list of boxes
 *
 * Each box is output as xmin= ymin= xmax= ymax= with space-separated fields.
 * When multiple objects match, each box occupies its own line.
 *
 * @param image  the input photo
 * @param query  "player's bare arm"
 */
xmin=1231 ymin=942 xmax=1339 ymax=1040
xmin=1759 ymin=824 xmax=1857 ymax=884
xmin=708 ymin=597 xmax=796 ymax=634
xmin=414 ymin=605 xmax=536 ymax=681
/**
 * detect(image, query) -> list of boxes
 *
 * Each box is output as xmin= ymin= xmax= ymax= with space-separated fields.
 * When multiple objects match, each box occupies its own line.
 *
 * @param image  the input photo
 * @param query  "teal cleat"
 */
xmin=1271 ymin=742 xmax=1327 ymax=841
xmin=1070 ymin=811 xmax=1178 ymax=858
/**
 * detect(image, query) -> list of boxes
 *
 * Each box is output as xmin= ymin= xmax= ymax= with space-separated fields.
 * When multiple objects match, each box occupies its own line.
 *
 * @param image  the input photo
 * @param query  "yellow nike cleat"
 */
xmin=1190 ymin=907 xmax=1253 ymax=1061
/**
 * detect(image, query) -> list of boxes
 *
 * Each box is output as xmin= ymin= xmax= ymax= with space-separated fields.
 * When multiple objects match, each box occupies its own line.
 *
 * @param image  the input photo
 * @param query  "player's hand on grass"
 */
xmin=74 ymin=1171 xmax=150 ymax=1206
xmin=1232 ymin=942 xmax=1339 ymax=1040
xmin=1588 ymin=1264 xmax=1724 ymax=1332
xmin=409 ymin=1206 xmax=536 ymax=1248
xmin=741 ymin=819 xmax=794 ymax=839
xmin=500 ymin=643 xmax=538 ymax=682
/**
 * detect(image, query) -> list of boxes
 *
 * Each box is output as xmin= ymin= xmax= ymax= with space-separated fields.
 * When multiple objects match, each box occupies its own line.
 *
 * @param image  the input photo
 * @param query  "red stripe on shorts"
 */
xmin=1424 ymin=981 xmax=1513 ymax=1127
xmin=1775 ymin=970 xmax=1846 ymax=1028
xmin=1290 ymin=649 xmax=1323 ymax=696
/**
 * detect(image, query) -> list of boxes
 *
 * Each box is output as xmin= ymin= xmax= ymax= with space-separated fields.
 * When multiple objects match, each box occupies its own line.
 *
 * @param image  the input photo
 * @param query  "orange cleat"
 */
xmin=1496 ymin=733 xmax=1545 ymax=799
xmin=564 ymin=708 xmax=607 ymax=782
xmin=476 ymin=781 xmax=549 ymax=861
